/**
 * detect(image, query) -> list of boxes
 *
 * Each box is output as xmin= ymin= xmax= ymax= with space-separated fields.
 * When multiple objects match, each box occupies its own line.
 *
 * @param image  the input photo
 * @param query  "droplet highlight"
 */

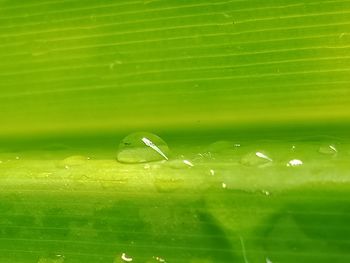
xmin=121 ymin=253 xmax=133 ymax=262
xmin=117 ymin=132 xmax=169 ymax=163
xmin=319 ymin=144 xmax=337 ymax=155
xmin=241 ymin=151 xmax=272 ymax=167
xmin=153 ymin=256 xmax=166 ymax=262
xmin=166 ymin=159 xmax=193 ymax=169
xmin=287 ymin=159 xmax=303 ymax=167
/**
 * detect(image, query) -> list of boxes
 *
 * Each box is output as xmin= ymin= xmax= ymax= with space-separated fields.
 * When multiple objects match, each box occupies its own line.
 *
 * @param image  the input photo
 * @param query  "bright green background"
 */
xmin=0 ymin=0 xmax=349 ymax=136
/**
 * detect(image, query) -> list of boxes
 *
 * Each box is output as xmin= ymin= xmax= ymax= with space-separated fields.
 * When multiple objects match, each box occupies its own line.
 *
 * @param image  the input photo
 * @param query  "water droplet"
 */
xmin=262 ymin=190 xmax=270 ymax=196
xmin=117 ymin=132 xmax=169 ymax=163
xmin=109 ymin=60 xmax=123 ymax=70
xmin=287 ymin=159 xmax=303 ymax=167
xmin=183 ymin=159 xmax=194 ymax=167
xmin=15 ymin=156 xmax=20 ymax=160
xmin=153 ymin=256 xmax=166 ymax=262
xmin=210 ymin=169 xmax=215 ymax=176
xmin=166 ymin=159 xmax=192 ymax=169
xmin=339 ymin=32 xmax=346 ymax=38
xmin=37 ymin=254 xmax=65 ymax=263
xmin=241 ymin=151 xmax=272 ymax=167
xmin=319 ymin=144 xmax=337 ymax=155
xmin=222 ymin=182 xmax=227 ymax=189
xmin=121 ymin=252 xmax=133 ymax=262
xmin=266 ymin=258 xmax=273 ymax=263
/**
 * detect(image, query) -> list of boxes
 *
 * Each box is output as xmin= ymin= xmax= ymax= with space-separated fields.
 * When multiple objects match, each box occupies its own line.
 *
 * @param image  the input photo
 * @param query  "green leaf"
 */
xmin=0 ymin=0 xmax=349 ymax=262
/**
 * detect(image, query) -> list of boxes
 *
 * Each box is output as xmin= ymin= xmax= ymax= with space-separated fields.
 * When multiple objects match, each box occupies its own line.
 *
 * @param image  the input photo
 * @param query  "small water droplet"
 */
xmin=222 ymin=182 xmax=227 ymax=189
xmin=15 ymin=156 xmax=20 ymax=160
xmin=339 ymin=32 xmax=346 ymax=38
xmin=153 ymin=256 xmax=166 ymax=262
xmin=241 ymin=151 xmax=272 ymax=167
xmin=262 ymin=190 xmax=270 ymax=196
xmin=109 ymin=60 xmax=123 ymax=70
xmin=37 ymin=254 xmax=65 ymax=263
xmin=319 ymin=144 xmax=337 ymax=155
xmin=287 ymin=159 xmax=303 ymax=167
xmin=166 ymin=159 xmax=192 ymax=169
xmin=121 ymin=252 xmax=133 ymax=262
xmin=210 ymin=169 xmax=215 ymax=176
xmin=117 ymin=132 xmax=169 ymax=163
xmin=183 ymin=159 xmax=194 ymax=167
xmin=58 ymin=155 xmax=89 ymax=168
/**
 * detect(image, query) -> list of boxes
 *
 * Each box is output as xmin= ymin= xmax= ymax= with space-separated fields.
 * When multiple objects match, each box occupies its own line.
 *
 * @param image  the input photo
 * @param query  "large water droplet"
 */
xmin=319 ymin=144 xmax=337 ymax=155
xmin=241 ymin=151 xmax=272 ymax=167
xmin=117 ymin=132 xmax=169 ymax=163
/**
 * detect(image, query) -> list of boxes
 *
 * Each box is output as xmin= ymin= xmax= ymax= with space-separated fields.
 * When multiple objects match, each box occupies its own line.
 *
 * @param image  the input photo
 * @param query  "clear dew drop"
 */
xmin=266 ymin=258 xmax=273 ymax=263
xmin=262 ymin=190 xmax=270 ymax=196
xmin=319 ymin=144 xmax=337 ymax=155
xmin=287 ymin=159 xmax=303 ymax=167
xmin=117 ymin=132 xmax=170 ymax=163
xmin=153 ymin=256 xmax=166 ymax=262
xmin=183 ymin=159 xmax=194 ymax=167
xmin=121 ymin=253 xmax=133 ymax=262
xmin=166 ymin=159 xmax=193 ymax=169
xmin=222 ymin=182 xmax=227 ymax=189
xmin=241 ymin=151 xmax=272 ymax=167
